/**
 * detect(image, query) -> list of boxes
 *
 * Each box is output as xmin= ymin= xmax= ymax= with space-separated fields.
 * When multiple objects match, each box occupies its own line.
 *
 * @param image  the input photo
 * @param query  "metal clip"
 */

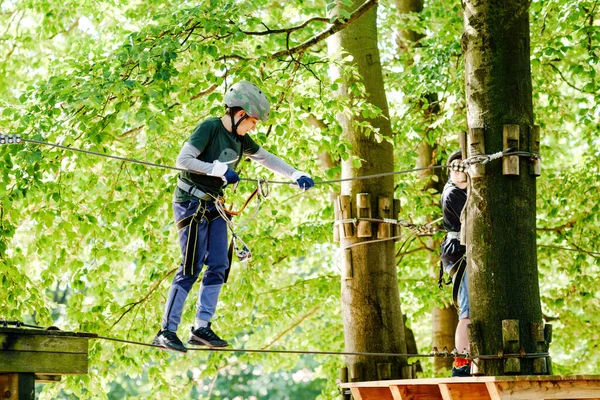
xmin=258 ymin=177 xmax=270 ymax=198
xmin=0 ymin=134 xmax=21 ymax=145
xmin=233 ymin=235 xmax=252 ymax=262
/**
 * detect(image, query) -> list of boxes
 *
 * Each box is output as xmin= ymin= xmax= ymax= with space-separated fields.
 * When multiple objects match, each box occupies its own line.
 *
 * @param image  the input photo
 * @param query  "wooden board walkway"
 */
xmin=340 ymin=375 xmax=600 ymax=400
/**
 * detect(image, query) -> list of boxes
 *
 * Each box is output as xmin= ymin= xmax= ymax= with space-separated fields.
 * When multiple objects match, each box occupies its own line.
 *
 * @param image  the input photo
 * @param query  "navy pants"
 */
xmin=161 ymin=200 xmax=229 ymax=332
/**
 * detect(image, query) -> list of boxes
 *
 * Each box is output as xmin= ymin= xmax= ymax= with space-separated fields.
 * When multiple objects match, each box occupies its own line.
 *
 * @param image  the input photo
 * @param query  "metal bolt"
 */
xmin=4 ymin=390 xmax=11 ymax=399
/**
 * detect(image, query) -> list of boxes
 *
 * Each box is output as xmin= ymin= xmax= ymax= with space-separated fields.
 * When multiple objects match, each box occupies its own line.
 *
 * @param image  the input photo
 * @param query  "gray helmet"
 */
xmin=224 ymin=81 xmax=270 ymax=121
xmin=448 ymin=150 xmax=463 ymax=165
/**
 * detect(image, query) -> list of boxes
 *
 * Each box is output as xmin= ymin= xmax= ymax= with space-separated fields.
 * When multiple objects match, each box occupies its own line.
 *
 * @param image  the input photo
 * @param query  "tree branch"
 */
xmin=547 ymin=62 xmax=595 ymax=93
xmin=239 ymin=17 xmax=330 ymax=36
xmin=109 ymin=267 xmax=177 ymax=329
xmin=537 ymin=219 xmax=577 ymax=232
xmin=269 ymin=0 xmax=378 ymax=59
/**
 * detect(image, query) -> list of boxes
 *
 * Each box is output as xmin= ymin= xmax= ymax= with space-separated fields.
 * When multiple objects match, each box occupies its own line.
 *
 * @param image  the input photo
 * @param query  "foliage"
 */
xmin=0 ymin=0 xmax=598 ymax=398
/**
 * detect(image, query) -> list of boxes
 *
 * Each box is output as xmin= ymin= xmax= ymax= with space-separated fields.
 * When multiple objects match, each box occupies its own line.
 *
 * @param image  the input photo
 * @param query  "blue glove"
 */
xmin=296 ymin=176 xmax=314 ymax=191
xmin=223 ymin=168 xmax=240 ymax=186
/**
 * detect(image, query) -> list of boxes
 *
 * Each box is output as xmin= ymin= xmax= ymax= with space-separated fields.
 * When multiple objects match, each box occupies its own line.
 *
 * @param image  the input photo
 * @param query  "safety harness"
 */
xmin=176 ymin=177 xmax=268 ymax=280
xmin=438 ymin=231 xmax=466 ymax=309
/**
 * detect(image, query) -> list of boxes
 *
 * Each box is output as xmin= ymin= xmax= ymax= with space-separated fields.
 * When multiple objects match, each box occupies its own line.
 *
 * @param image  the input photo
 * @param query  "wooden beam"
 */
xmin=0 ymin=328 xmax=94 ymax=376
xmin=489 ymin=379 xmax=600 ymax=399
xmin=351 ymin=387 xmax=394 ymax=400
xmin=396 ymin=384 xmax=443 ymax=399
xmin=439 ymin=382 xmax=490 ymax=400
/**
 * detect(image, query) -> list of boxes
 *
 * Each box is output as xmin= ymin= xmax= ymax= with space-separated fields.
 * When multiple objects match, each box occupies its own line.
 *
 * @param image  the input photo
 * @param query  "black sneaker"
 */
xmin=451 ymin=364 xmax=471 ymax=377
xmin=152 ymin=330 xmax=187 ymax=353
xmin=188 ymin=323 xmax=228 ymax=347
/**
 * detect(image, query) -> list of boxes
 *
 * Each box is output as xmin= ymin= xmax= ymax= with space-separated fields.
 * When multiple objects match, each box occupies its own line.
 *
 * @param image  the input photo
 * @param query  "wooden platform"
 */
xmin=0 ymin=327 xmax=97 ymax=379
xmin=340 ymin=375 xmax=600 ymax=400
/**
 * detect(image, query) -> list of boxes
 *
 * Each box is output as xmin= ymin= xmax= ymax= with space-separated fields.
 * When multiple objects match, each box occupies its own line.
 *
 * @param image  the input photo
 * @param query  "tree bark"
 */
xmin=462 ymin=0 xmax=542 ymax=375
xmin=329 ymin=0 xmax=409 ymax=381
xmin=432 ymin=306 xmax=458 ymax=371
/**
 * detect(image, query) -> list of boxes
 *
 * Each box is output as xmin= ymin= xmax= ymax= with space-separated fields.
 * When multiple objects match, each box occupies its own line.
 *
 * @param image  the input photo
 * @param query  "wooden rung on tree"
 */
xmin=377 ymin=196 xmax=392 ymax=239
xmin=503 ymin=125 xmax=520 ymax=176
xmin=467 ymin=128 xmax=485 ymax=178
xmin=356 ymin=193 xmax=372 ymax=238
xmin=338 ymin=195 xmax=354 ymax=238
xmin=333 ymin=197 xmax=341 ymax=242
xmin=502 ymin=319 xmax=521 ymax=374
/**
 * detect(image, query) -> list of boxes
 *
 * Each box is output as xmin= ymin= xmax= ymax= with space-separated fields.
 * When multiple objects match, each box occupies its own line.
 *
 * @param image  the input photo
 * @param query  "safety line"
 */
xmin=0 ymin=321 xmax=550 ymax=360
xmin=4 ymin=137 xmax=536 ymax=186
xmin=93 ymin=335 xmax=548 ymax=360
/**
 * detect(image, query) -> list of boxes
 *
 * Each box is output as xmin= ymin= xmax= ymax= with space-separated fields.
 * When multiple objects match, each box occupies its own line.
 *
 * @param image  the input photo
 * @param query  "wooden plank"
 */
xmin=439 ymin=383 xmax=491 ymax=400
xmin=0 ymin=327 xmax=96 ymax=338
xmin=0 ymin=332 xmax=88 ymax=353
xmin=350 ymin=387 xmax=364 ymax=400
xmin=0 ymin=351 xmax=88 ymax=375
xmin=396 ymin=384 xmax=443 ymax=399
xmin=389 ymin=386 xmax=403 ymax=400
xmin=353 ymin=387 xmax=394 ymax=400
xmin=490 ymin=379 xmax=600 ymax=399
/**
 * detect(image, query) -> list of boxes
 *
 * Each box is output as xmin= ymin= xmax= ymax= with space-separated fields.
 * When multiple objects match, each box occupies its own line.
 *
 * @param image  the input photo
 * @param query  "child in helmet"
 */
xmin=152 ymin=81 xmax=314 ymax=352
xmin=440 ymin=150 xmax=470 ymax=376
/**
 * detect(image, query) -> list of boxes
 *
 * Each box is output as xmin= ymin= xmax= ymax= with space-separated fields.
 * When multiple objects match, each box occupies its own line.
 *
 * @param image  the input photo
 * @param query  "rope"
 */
xmin=1 ymin=135 xmax=538 ymax=186
xmin=93 ymin=335 xmax=548 ymax=360
xmin=0 ymin=320 xmax=550 ymax=360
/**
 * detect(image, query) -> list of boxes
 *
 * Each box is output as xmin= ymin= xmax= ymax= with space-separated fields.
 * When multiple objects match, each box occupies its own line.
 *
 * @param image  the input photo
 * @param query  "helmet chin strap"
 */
xmin=229 ymin=109 xmax=248 ymax=136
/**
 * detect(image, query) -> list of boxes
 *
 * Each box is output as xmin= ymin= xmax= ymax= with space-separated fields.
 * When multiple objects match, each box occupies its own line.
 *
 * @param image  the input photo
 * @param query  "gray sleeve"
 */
xmin=176 ymin=142 xmax=216 ymax=175
xmin=247 ymin=147 xmax=298 ymax=179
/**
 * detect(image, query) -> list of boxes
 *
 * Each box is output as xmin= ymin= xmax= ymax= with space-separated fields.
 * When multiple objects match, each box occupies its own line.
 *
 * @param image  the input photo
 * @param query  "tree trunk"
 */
xmin=462 ymin=0 xmax=542 ymax=375
xmin=432 ymin=306 xmax=458 ymax=371
xmin=329 ymin=0 xmax=409 ymax=381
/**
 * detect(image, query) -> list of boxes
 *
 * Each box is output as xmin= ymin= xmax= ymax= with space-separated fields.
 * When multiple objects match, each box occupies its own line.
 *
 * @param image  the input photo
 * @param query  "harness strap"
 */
xmin=451 ymin=257 xmax=467 ymax=309
xmin=221 ymin=186 xmax=259 ymax=216
xmin=176 ymin=202 xmax=209 ymax=276
xmin=177 ymin=178 xmax=212 ymax=201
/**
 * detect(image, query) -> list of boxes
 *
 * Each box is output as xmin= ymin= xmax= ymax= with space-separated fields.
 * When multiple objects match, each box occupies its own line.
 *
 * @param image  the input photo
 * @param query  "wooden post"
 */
xmin=467 ymin=128 xmax=486 ymax=178
xmin=468 ymin=322 xmax=483 ymax=376
xmin=393 ymin=199 xmax=401 ymax=241
xmin=339 ymin=367 xmax=350 ymax=400
xmin=545 ymin=324 xmax=553 ymax=375
xmin=377 ymin=196 xmax=392 ymax=239
xmin=502 ymin=319 xmax=521 ymax=374
xmin=338 ymin=195 xmax=354 ymax=238
xmin=349 ymin=363 xmax=363 ymax=382
xmin=0 ymin=374 xmax=35 ymax=400
xmin=531 ymin=322 xmax=547 ymax=374
xmin=377 ymin=363 xmax=391 ymax=380
xmin=356 ymin=193 xmax=372 ymax=238
xmin=530 ymin=125 xmax=541 ymax=176
xmin=503 ymin=125 xmax=520 ymax=175
xmin=333 ymin=197 xmax=341 ymax=242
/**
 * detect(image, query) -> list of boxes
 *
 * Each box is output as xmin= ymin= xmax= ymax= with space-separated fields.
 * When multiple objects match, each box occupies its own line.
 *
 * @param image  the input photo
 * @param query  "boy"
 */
xmin=152 ymin=81 xmax=314 ymax=352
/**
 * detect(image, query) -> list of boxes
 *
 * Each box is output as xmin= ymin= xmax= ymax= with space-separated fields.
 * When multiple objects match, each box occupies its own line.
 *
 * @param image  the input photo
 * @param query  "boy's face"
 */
xmin=235 ymin=111 xmax=259 ymax=136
